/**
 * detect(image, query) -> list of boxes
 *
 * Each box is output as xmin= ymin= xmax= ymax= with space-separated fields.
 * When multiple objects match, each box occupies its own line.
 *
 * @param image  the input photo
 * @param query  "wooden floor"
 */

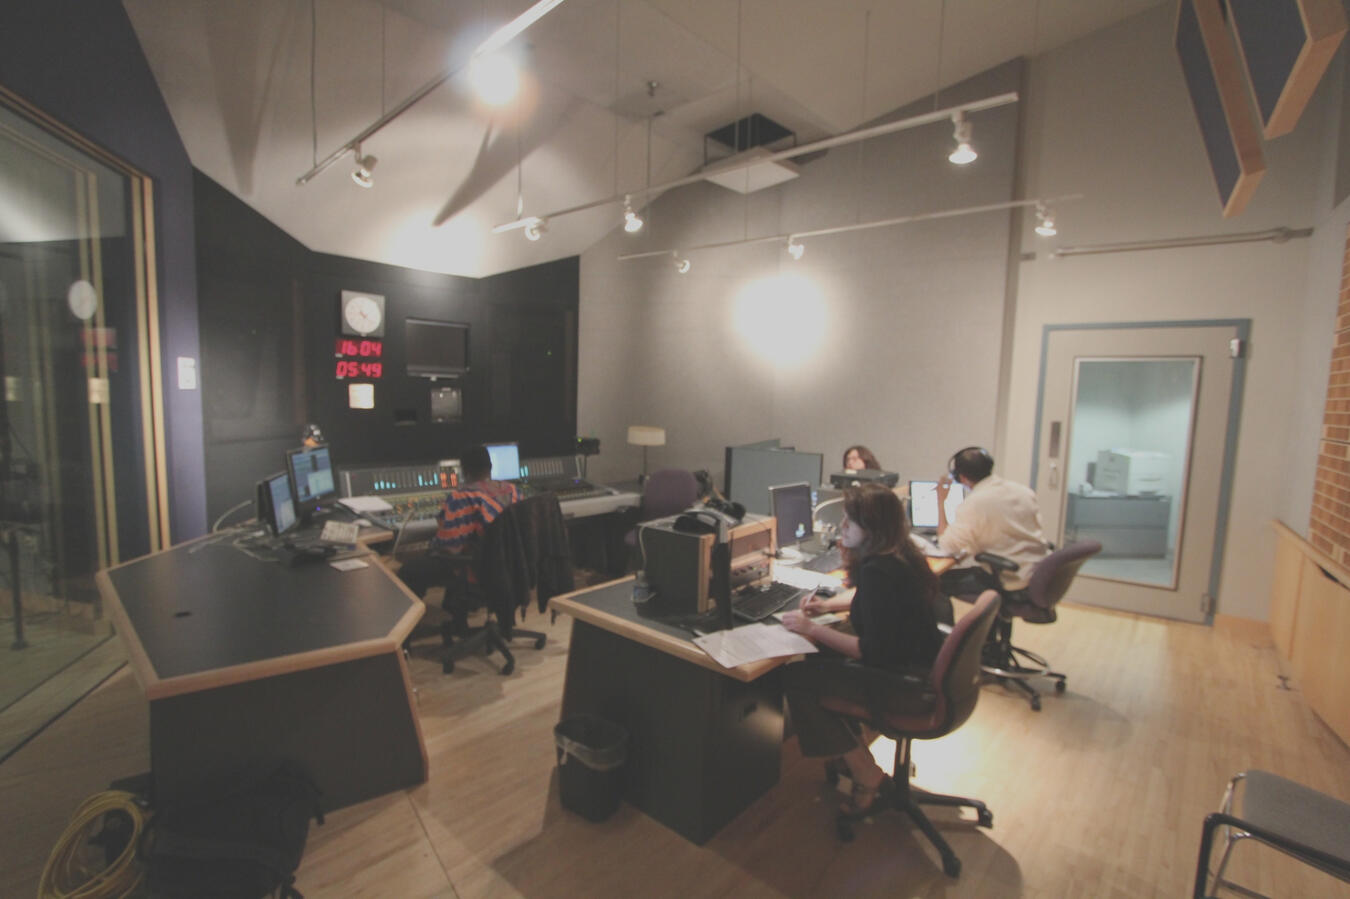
xmin=3 ymin=600 xmax=1350 ymax=898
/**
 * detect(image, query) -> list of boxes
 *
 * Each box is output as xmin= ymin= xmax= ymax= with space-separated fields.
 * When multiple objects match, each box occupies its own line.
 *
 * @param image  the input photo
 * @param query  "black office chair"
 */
xmin=950 ymin=540 xmax=1101 ymax=710
xmin=820 ymin=590 xmax=1002 ymax=878
xmin=423 ymin=493 xmax=574 ymax=675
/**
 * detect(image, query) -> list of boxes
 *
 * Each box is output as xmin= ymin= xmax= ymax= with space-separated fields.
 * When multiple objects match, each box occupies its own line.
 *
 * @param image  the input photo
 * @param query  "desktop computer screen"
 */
xmin=485 ymin=442 xmax=521 ymax=481
xmin=286 ymin=444 xmax=337 ymax=516
xmin=770 ymin=482 xmax=814 ymax=550
xmin=908 ymin=480 xmax=966 ymax=531
xmin=261 ymin=471 xmax=297 ymax=535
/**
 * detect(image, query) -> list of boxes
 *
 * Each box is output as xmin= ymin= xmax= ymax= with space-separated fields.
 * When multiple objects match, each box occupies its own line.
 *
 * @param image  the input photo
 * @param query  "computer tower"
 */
xmin=639 ymin=514 xmax=775 ymax=614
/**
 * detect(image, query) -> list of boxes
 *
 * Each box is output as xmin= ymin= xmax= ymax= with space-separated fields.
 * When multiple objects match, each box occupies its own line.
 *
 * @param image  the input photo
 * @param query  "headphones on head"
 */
xmin=948 ymin=446 xmax=993 ymax=481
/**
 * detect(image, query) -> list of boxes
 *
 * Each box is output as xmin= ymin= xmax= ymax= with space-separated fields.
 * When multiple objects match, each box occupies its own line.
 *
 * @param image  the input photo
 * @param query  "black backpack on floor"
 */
xmin=143 ymin=760 xmax=324 ymax=899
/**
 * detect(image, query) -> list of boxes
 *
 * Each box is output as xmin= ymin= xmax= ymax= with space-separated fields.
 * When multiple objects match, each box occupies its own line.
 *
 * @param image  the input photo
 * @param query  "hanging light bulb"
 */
xmin=674 ymin=254 xmax=691 ymax=274
xmin=787 ymin=238 xmax=804 ymax=260
xmin=523 ymin=218 xmax=546 ymax=241
xmin=623 ymin=196 xmax=644 ymax=233
xmin=351 ymin=145 xmax=377 ymax=187
xmin=1034 ymin=204 xmax=1057 ymax=237
xmin=947 ymin=112 xmax=977 ymax=166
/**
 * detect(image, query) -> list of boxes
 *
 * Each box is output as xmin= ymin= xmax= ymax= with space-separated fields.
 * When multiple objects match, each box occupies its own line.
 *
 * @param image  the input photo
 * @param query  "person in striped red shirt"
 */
xmin=397 ymin=445 xmax=519 ymax=597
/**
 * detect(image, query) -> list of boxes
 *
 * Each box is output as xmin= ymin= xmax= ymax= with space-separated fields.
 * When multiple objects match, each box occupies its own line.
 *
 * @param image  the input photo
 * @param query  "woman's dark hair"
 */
xmin=842 ymin=483 xmax=936 ymax=594
xmin=842 ymin=444 xmax=881 ymax=471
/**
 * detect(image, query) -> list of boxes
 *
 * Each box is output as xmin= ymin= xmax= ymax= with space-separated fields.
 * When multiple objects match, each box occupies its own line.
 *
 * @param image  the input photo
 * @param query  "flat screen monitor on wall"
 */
xmin=725 ymin=443 xmax=823 ymax=517
xmin=485 ymin=442 xmax=521 ymax=481
xmin=405 ymin=318 xmax=469 ymax=378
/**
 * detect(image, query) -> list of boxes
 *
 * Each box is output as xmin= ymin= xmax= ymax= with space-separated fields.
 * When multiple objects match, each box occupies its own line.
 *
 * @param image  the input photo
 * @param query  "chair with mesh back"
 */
xmin=1193 ymin=769 xmax=1350 ymax=898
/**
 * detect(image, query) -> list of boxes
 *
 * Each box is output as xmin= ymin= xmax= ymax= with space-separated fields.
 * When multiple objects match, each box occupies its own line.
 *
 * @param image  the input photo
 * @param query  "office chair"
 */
xmin=425 ymin=493 xmax=574 ymax=675
xmin=820 ymin=590 xmax=1001 ymax=878
xmin=1193 ymin=769 xmax=1350 ymax=898
xmin=623 ymin=468 xmax=700 ymax=557
xmin=950 ymin=540 xmax=1101 ymax=710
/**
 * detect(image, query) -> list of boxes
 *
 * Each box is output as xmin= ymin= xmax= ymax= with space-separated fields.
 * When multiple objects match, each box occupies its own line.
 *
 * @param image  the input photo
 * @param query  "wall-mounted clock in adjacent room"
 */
xmin=340 ymin=290 xmax=386 ymax=337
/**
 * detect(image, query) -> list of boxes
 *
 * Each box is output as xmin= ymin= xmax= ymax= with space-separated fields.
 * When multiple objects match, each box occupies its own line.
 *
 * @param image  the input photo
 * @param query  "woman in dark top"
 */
xmin=780 ymin=483 xmax=942 ymax=810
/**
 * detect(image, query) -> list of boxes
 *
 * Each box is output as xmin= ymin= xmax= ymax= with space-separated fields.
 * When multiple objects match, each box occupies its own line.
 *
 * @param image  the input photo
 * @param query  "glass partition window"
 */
xmin=1062 ymin=358 xmax=1199 ymax=588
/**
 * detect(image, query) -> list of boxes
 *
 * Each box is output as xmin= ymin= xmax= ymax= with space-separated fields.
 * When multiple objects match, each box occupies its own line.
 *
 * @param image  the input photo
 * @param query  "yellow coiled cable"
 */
xmin=37 ymin=790 xmax=148 ymax=899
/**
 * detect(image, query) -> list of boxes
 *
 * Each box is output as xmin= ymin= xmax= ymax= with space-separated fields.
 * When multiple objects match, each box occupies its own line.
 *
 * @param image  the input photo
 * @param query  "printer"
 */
xmin=1092 ymin=449 xmax=1169 ymax=495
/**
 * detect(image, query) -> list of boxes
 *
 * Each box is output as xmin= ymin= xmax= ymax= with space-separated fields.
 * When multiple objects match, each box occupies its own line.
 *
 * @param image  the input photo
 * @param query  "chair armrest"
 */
xmin=974 ymin=551 xmax=1018 ymax=572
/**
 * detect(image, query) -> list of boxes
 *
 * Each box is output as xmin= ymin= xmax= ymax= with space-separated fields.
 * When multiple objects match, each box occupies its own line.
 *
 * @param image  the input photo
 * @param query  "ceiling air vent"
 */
xmin=701 ymin=113 xmax=800 ymax=194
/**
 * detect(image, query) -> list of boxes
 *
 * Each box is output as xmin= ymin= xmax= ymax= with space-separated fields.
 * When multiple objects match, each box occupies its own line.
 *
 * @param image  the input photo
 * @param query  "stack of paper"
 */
xmin=693 ymin=623 xmax=818 ymax=668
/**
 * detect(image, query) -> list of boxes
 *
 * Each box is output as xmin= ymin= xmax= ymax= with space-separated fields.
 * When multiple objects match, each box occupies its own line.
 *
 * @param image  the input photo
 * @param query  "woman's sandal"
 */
xmin=842 ymin=775 xmax=890 ymax=816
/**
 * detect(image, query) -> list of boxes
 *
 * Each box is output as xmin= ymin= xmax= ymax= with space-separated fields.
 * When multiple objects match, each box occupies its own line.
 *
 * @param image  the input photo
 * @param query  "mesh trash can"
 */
xmin=554 ymin=715 xmax=628 ymax=822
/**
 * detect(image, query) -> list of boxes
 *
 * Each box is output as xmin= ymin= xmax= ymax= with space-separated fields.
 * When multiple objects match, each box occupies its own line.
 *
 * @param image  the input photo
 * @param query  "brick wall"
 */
xmin=1311 ymin=223 xmax=1350 ymax=564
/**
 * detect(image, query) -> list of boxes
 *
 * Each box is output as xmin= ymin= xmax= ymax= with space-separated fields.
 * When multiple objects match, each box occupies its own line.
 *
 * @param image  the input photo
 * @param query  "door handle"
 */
xmin=1048 ymin=462 xmax=1060 ymax=489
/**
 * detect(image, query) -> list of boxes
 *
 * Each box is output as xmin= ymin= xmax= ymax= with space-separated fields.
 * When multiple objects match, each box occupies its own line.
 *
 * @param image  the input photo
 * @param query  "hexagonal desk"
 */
xmin=97 ymin=535 xmax=427 ymax=811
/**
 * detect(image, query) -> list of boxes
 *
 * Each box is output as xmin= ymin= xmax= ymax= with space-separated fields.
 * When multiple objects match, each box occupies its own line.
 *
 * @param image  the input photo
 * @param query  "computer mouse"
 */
xmin=815 ymin=585 xmax=837 ymax=597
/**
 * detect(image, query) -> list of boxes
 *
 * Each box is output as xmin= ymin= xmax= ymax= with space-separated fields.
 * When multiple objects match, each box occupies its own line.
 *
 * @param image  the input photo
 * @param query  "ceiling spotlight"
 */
xmin=623 ymin=196 xmax=644 ymax=233
xmin=948 ymin=112 xmax=977 ymax=166
xmin=469 ymin=51 xmax=520 ymax=106
xmin=351 ymin=146 xmax=377 ymax=187
xmin=1034 ymin=204 xmax=1057 ymax=237
xmin=523 ymin=218 xmax=547 ymax=241
xmin=674 ymin=254 xmax=691 ymax=274
xmin=787 ymin=238 xmax=804 ymax=260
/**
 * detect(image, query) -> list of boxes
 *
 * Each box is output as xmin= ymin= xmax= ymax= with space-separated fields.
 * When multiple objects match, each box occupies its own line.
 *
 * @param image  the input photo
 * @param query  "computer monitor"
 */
xmin=907 ymin=480 xmax=967 ymax=531
xmin=485 ymin=442 xmax=521 ymax=481
xmin=285 ymin=443 xmax=337 ymax=520
xmin=770 ymin=482 xmax=814 ymax=550
xmin=257 ymin=470 xmax=298 ymax=536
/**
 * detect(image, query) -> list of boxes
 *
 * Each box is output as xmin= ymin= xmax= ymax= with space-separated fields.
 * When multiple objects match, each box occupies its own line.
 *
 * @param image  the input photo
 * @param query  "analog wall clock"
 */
xmin=340 ymin=290 xmax=386 ymax=337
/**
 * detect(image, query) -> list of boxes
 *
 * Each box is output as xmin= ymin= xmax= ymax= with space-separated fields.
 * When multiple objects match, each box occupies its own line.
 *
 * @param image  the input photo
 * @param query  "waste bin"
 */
xmin=554 ymin=715 xmax=628 ymax=822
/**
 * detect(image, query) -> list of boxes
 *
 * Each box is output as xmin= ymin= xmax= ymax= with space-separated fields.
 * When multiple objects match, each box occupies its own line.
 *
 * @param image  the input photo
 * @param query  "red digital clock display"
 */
xmin=334 ymin=338 xmax=383 ymax=380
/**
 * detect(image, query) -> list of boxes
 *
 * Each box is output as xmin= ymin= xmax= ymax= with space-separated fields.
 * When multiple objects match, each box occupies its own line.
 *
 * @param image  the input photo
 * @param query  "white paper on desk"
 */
xmin=329 ymin=557 xmax=370 ymax=571
xmin=773 ymin=566 xmax=843 ymax=591
xmin=339 ymin=495 xmax=394 ymax=514
xmin=693 ymin=623 xmax=818 ymax=668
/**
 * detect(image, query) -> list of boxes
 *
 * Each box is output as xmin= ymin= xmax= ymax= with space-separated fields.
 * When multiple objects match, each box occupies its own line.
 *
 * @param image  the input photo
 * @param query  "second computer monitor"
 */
xmin=485 ymin=442 xmax=521 ymax=481
xmin=286 ymin=443 xmax=336 ymax=519
xmin=770 ymin=481 xmax=814 ymax=549
xmin=260 ymin=471 xmax=298 ymax=535
xmin=908 ymin=480 xmax=966 ymax=531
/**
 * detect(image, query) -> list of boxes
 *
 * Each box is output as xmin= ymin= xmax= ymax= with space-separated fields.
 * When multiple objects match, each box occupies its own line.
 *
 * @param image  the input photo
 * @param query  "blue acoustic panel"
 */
xmin=1228 ymin=0 xmax=1347 ymax=138
xmin=1175 ymin=0 xmax=1267 ymax=217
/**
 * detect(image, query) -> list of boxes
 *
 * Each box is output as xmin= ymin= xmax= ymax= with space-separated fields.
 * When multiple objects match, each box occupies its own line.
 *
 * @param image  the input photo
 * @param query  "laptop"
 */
xmin=907 ymin=480 xmax=966 ymax=536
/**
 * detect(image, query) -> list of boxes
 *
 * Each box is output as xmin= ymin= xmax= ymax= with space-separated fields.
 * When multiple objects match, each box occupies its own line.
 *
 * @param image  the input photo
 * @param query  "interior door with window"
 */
xmin=1033 ymin=321 xmax=1247 ymax=622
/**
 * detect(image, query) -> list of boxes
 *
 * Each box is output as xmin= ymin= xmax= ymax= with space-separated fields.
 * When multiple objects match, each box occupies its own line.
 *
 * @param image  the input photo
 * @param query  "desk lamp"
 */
xmin=627 ymin=425 xmax=665 ymax=485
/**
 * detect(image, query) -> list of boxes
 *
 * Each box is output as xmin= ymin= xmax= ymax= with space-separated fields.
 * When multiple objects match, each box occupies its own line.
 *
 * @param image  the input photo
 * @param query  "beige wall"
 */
xmin=1007 ymin=5 xmax=1349 ymax=620
xmin=579 ymin=5 xmax=1350 ymax=622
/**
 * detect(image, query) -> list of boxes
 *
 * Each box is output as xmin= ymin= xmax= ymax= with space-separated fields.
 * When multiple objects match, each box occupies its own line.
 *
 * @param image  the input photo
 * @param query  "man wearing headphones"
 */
xmin=935 ymin=446 xmax=1049 ymax=596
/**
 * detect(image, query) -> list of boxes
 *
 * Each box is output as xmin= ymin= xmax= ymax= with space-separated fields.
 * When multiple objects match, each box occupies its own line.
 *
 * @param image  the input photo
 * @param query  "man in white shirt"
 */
xmin=936 ymin=446 xmax=1049 ymax=595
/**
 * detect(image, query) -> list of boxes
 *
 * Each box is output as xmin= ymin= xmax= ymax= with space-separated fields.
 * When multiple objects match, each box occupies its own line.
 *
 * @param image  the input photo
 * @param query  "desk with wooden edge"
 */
xmin=551 ymin=576 xmax=789 ymax=844
xmin=96 ymin=534 xmax=428 ymax=812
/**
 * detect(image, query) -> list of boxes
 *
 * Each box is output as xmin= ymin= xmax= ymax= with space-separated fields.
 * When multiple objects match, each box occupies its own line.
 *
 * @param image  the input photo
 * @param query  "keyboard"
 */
xmin=802 ymin=546 xmax=844 ymax=573
xmin=732 ymin=581 xmax=812 ymax=622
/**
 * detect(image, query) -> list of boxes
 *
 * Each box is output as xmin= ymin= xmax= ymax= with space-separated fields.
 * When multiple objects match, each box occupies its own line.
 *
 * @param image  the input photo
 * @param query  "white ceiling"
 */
xmin=123 ymin=0 xmax=1165 ymax=278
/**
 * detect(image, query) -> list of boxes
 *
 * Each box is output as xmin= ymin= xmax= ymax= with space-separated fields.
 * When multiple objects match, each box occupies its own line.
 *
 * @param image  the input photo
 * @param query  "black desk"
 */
xmin=551 ymin=577 xmax=786 ymax=844
xmin=96 ymin=535 xmax=427 ymax=812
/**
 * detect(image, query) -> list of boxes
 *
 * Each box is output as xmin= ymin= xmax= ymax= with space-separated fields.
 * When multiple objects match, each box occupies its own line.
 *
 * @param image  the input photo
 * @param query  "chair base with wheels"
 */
xmin=980 ymin=612 xmax=1066 ymax=711
xmin=830 ymin=734 xmax=993 ymax=877
xmin=1194 ymin=769 xmax=1350 ymax=898
xmin=439 ymin=612 xmax=545 ymax=676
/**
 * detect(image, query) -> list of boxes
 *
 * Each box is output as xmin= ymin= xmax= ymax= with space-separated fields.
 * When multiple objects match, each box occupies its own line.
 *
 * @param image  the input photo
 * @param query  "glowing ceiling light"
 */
xmin=469 ymin=51 xmax=520 ymax=106
xmin=351 ymin=145 xmax=377 ymax=187
xmin=674 ymin=254 xmax=691 ymax=274
xmin=787 ymin=238 xmax=804 ymax=260
xmin=623 ymin=196 xmax=644 ymax=233
xmin=523 ymin=218 xmax=546 ymax=241
xmin=948 ymin=112 xmax=977 ymax=166
xmin=1034 ymin=204 xmax=1057 ymax=237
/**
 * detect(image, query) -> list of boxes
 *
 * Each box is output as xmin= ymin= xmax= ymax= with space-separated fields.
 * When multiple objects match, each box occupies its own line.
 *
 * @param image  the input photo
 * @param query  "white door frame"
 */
xmin=1030 ymin=319 xmax=1250 ymax=623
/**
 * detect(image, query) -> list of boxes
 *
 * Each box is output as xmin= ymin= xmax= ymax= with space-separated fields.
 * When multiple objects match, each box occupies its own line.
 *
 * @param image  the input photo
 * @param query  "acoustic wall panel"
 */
xmin=1228 ymin=0 xmax=1347 ymax=138
xmin=1175 ymin=0 xmax=1267 ymax=217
